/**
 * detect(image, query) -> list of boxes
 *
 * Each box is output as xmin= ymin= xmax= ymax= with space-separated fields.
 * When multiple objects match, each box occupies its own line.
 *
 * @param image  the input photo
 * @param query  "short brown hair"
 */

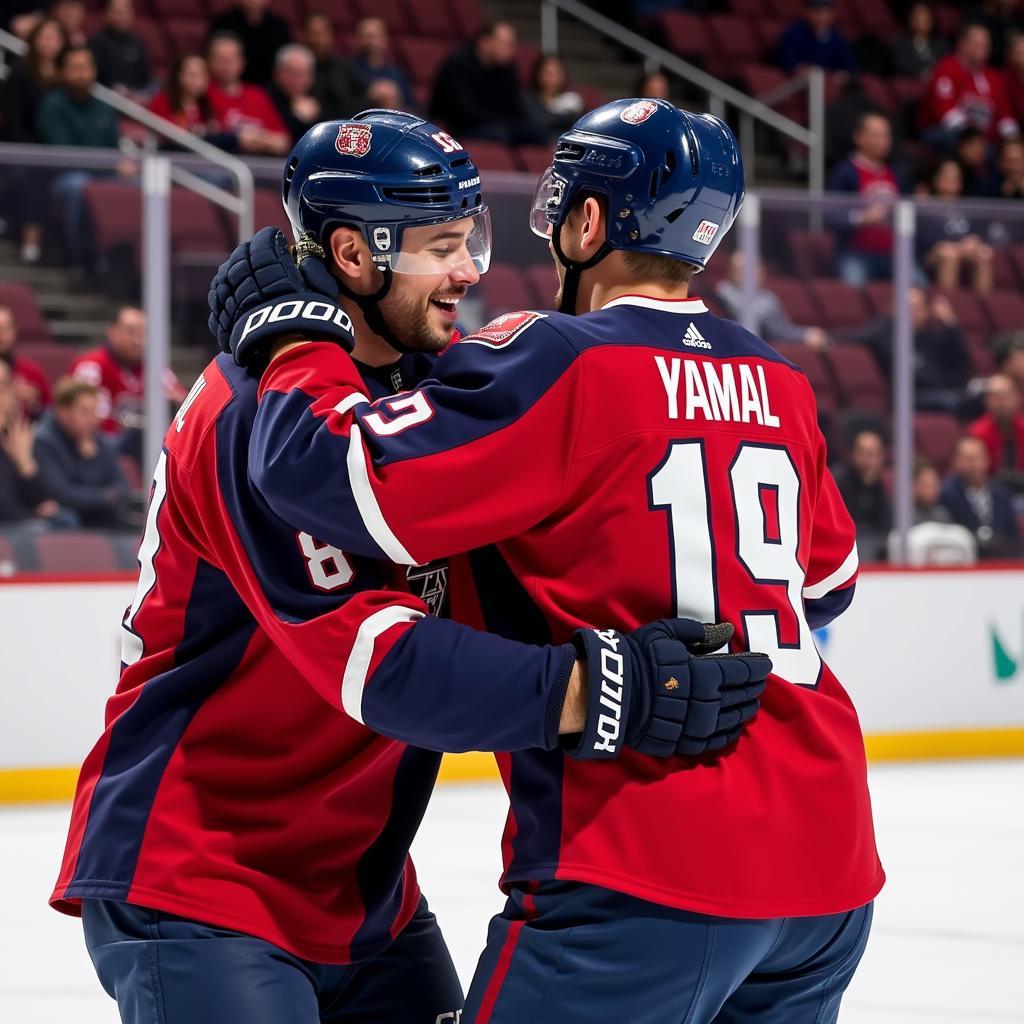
xmin=54 ymin=376 xmax=99 ymax=408
xmin=622 ymin=251 xmax=697 ymax=285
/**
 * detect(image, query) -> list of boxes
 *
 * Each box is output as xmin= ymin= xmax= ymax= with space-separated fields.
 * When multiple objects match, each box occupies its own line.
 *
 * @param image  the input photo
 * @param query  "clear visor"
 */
xmin=376 ymin=208 xmax=492 ymax=276
xmin=529 ymin=167 xmax=565 ymax=240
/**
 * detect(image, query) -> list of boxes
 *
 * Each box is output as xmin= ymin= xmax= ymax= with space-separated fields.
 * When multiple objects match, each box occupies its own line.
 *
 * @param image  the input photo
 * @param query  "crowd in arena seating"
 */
xmin=2 ymin=0 xmax=1024 ymax=567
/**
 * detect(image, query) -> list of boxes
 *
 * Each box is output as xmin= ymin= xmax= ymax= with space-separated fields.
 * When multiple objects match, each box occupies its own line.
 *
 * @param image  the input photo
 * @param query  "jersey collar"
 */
xmin=600 ymin=294 xmax=708 ymax=315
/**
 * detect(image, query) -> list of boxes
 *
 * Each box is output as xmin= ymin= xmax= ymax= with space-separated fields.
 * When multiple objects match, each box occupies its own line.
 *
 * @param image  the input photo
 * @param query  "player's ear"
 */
xmin=579 ymin=196 xmax=606 ymax=255
xmin=327 ymin=226 xmax=371 ymax=284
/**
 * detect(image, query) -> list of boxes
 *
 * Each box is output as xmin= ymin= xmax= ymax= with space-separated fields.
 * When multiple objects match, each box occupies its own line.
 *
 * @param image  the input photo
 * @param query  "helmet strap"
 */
xmin=334 ymin=264 xmax=416 ymax=356
xmin=552 ymin=221 xmax=612 ymax=315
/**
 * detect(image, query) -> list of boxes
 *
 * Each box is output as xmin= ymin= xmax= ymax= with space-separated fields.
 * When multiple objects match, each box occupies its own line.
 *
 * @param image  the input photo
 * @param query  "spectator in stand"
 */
xmin=209 ymin=0 xmax=290 ymax=87
xmin=266 ymin=44 xmax=320 ymax=146
xmin=205 ymin=32 xmax=290 ymax=156
xmin=51 ymin=0 xmax=87 ymax=47
xmin=148 ymin=53 xmax=221 ymax=139
xmin=88 ymin=0 xmax=152 ymax=101
xmin=70 ymin=306 xmax=185 ymax=440
xmin=954 ymin=125 xmax=1001 ymax=195
xmin=37 ymin=45 xmax=126 ymax=267
xmin=777 ymin=0 xmax=855 ymax=77
xmin=432 ymin=21 xmax=545 ymax=145
xmin=967 ymin=372 xmax=1024 ymax=472
xmin=6 ymin=3 xmax=46 ymax=40
xmin=994 ymin=331 xmax=1024 ymax=392
xmin=834 ymin=428 xmax=892 ymax=561
xmin=715 ymin=252 xmax=831 ymax=351
xmin=912 ymin=460 xmax=952 ymax=524
xmin=3 ymin=16 xmax=66 ymax=264
xmin=0 ymin=361 xmax=58 ymax=527
xmin=525 ymin=55 xmax=585 ymax=140
xmin=920 ymin=23 xmax=1020 ymax=147
xmin=300 ymin=12 xmax=367 ymax=121
xmin=889 ymin=2 xmax=949 ymax=80
xmin=967 ymin=0 xmax=1024 ymax=67
xmin=917 ymin=158 xmax=995 ymax=293
xmin=997 ymin=136 xmax=1024 ymax=195
xmin=635 ymin=69 xmax=671 ymax=101
xmin=0 ymin=304 xmax=52 ymax=420
xmin=1003 ymin=30 xmax=1024 ymax=123
xmin=33 ymin=377 xmax=131 ymax=529
xmin=828 ymin=112 xmax=903 ymax=287
xmin=853 ymin=287 xmax=970 ymax=413
xmin=348 ymin=17 xmax=413 ymax=110
xmin=941 ymin=435 xmax=1022 ymax=557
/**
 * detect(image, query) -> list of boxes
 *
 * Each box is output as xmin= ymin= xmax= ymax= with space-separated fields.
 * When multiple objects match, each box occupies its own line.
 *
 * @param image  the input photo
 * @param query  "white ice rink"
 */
xmin=2 ymin=760 xmax=1022 ymax=1023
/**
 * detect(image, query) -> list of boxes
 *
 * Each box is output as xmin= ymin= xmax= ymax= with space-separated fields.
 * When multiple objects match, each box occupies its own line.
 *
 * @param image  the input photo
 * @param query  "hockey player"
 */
xmin=212 ymin=99 xmax=883 ymax=1023
xmin=51 ymin=109 xmax=770 ymax=1024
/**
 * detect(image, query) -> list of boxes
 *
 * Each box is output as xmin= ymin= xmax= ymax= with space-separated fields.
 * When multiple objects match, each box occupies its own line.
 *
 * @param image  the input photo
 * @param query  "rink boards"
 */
xmin=2 ymin=565 xmax=1024 ymax=801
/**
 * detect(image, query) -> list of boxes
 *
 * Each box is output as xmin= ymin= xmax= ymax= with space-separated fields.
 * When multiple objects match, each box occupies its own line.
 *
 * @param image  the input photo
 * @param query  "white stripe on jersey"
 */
xmin=803 ymin=544 xmax=859 ymax=599
xmin=341 ymin=605 xmax=425 ymax=723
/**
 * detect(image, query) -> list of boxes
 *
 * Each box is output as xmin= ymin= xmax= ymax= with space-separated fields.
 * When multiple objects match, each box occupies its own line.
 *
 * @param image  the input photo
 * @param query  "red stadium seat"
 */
xmin=0 ymin=283 xmax=53 ymax=346
xmin=254 ymin=187 xmax=291 ymax=235
xmin=889 ymin=76 xmax=927 ymax=109
xmin=394 ymin=38 xmax=450 ymax=89
xmin=933 ymin=4 xmax=963 ymax=38
xmin=788 ymin=230 xmax=836 ymax=278
xmin=149 ymin=0 xmax=207 ymax=17
xmin=16 ymin=341 xmax=71 ymax=384
xmin=933 ymin=288 xmax=991 ymax=334
xmin=575 ymin=83 xmax=606 ymax=112
xmin=914 ymin=412 xmax=962 ymax=474
xmin=753 ymin=19 xmax=786 ymax=58
xmin=847 ymin=0 xmax=897 ymax=35
xmin=516 ymin=144 xmax=553 ymax=175
xmin=963 ymin=329 xmax=996 ymax=377
xmin=770 ymin=342 xmax=837 ymax=412
xmin=981 ymin=289 xmax=1024 ymax=332
xmin=863 ymin=281 xmax=894 ymax=317
xmin=34 ymin=533 xmax=120 ymax=573
xmin=993 ymin=247 xmax=1021 ymax=290
xmin=133 ymin=17 xmax=171 ymax=72
xmin=466 ymin=141 xmax=518 ymax=172
xmin=764 ymin=277 xmax=821 ymax=326
xmin=525 ymin=264 xmax=559 ymax=309
xmin=823 ymin=344 xmax=888 ymax=413
xmin=730 ymin=0 xmax=766 ymax=15
xmin=479 ymin=265 xmax=536 ymax=318
xmin=658 ymin=12 xmax=713 ymax=63
xmin=84 ymin=179 xmax=141 ymax=261
xmin=405 ymin=1 xmax=452 ymax=39
xmin=447 ymin=0 xmax=482 ymax=40
xmin=807 ymin=278 xmax=871 ymax=330
xmin=170 ymin=189 xmax=233 ymax=256
xmin=165 ymin=17 xmax=208 ymax=57
xmin=858 ymin=73 xmax=896 ymax=115
xmin=706 ymin=15 xmax=764 ymax=65
xmin=352 ymin=0 xmax=411 ymax=35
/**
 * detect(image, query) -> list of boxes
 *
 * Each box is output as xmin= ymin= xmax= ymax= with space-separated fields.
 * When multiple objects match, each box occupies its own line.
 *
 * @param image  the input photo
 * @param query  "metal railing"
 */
xmin=0 ymin=27 xmax=257 ymax=478
xmin=539 ymin=0 xmax=825 ymax=196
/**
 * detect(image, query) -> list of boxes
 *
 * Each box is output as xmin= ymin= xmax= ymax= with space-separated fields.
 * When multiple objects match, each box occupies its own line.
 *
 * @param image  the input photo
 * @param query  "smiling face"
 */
xmin=379 ymin=220 xmax=484 ymax=351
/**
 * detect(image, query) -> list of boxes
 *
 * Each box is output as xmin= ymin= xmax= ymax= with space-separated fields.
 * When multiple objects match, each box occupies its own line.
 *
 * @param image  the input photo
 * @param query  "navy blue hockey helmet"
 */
xmin=530 ymin=99 xmax=744 ymax=311
xmin=282 ymin=109 xmax=491 ymax=277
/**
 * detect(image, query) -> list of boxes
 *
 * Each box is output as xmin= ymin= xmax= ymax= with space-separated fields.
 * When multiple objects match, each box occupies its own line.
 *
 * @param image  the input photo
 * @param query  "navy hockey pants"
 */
xmin=464 ymin=881 xmax=872 ymax=1024
xmin=82 ymin=897 xmax=463 ymax=1024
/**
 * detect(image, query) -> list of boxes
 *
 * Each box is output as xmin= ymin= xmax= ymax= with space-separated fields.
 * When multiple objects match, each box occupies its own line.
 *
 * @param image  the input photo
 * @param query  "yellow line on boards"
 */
xmin=5 ymin=730 xmax=1024 ymax=804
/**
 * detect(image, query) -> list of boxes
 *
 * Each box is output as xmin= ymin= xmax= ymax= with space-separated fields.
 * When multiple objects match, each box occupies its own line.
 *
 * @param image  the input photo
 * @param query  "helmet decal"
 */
xmin=619 ymin=100 xmax=659 ymax=125
xmin=372 ymin=226 xmax=392 ymax=252
xmin=335 ymin=123 xmax=372 ymax=158
xmin=692 ymin=220 xmax=720 ymax=245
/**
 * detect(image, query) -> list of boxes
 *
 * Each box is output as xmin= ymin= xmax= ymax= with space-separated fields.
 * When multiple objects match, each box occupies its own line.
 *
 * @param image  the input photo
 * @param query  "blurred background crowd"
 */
xmin=2 ymin=0 xmax=1024 ymax=572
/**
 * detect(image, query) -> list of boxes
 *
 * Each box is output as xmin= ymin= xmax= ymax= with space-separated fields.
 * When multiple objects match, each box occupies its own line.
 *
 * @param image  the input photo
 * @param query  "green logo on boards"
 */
xmin=990 ymin=620 xmax=1023 ymax=682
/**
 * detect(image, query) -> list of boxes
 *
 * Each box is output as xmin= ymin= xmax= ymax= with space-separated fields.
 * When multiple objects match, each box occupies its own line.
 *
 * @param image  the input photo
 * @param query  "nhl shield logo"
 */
xmin=335 ymin=123 xmax=372 ymax=158
xmin=620 ymin=100 xmax=659 ymax=125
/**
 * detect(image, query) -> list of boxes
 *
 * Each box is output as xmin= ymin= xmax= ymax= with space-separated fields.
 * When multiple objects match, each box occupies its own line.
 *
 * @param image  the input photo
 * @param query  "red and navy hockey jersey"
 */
xmin=249 ymin=294 xmax=884 ymax=919
xmin=50 ymin=351 xmax=575 ymax=963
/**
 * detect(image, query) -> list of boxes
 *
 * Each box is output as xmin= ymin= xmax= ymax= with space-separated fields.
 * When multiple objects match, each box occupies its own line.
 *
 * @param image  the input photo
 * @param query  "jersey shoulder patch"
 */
xmin=461 ymin=310 xmax=547 ymax=349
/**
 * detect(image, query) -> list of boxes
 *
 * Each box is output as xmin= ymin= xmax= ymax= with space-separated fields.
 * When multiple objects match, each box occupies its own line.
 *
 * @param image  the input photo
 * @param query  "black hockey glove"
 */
xmin=569 ymin=620 xmax=770 ymax=760
xmin=208 ymin=226 xmax=355 ymax=367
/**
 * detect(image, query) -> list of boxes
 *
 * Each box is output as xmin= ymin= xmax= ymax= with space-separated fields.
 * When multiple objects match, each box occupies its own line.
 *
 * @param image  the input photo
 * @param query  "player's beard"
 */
xmin=379 ymin=283 xmax=461 ymax=353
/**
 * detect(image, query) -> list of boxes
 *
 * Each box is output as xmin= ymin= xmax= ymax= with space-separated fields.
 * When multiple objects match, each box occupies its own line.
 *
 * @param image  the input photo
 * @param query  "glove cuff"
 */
xmin=231 ymin=294 xmax=356 ymax=366
xmin=565 ymin=628 xmax=634 ymax=760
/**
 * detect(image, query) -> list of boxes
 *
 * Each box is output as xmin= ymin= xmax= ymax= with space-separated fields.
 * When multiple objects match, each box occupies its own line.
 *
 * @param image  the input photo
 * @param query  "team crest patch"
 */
xmin=336 ymin=123 xmax=372 ymax=158
xmin=692 ymin=220 xmax=720 ymax=245
xmin=620 ymin=100 xmax=659 ymax=125
xmin=463 ymin=310 xmax=547 ymax=348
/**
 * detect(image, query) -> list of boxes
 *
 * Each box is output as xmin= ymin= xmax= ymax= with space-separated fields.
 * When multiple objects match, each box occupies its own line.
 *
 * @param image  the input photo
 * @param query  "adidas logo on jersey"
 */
xmin=682 ymin=322 xmax=711 ymax=350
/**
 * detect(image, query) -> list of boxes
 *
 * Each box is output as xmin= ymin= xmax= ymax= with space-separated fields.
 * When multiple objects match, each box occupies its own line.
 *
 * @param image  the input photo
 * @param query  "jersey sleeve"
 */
xmin=250 ymin=315 xmax=584 ymax=565
xmin=179 ymin=408 xmax=575 ymax=755
xmin=802 ymin=428 xmax=859 ymax=630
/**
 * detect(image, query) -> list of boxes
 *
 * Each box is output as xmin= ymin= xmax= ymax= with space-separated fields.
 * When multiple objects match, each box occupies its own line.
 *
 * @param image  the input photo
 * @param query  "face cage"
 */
xmin=368 ymin=207 xmax=492 ymax=276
